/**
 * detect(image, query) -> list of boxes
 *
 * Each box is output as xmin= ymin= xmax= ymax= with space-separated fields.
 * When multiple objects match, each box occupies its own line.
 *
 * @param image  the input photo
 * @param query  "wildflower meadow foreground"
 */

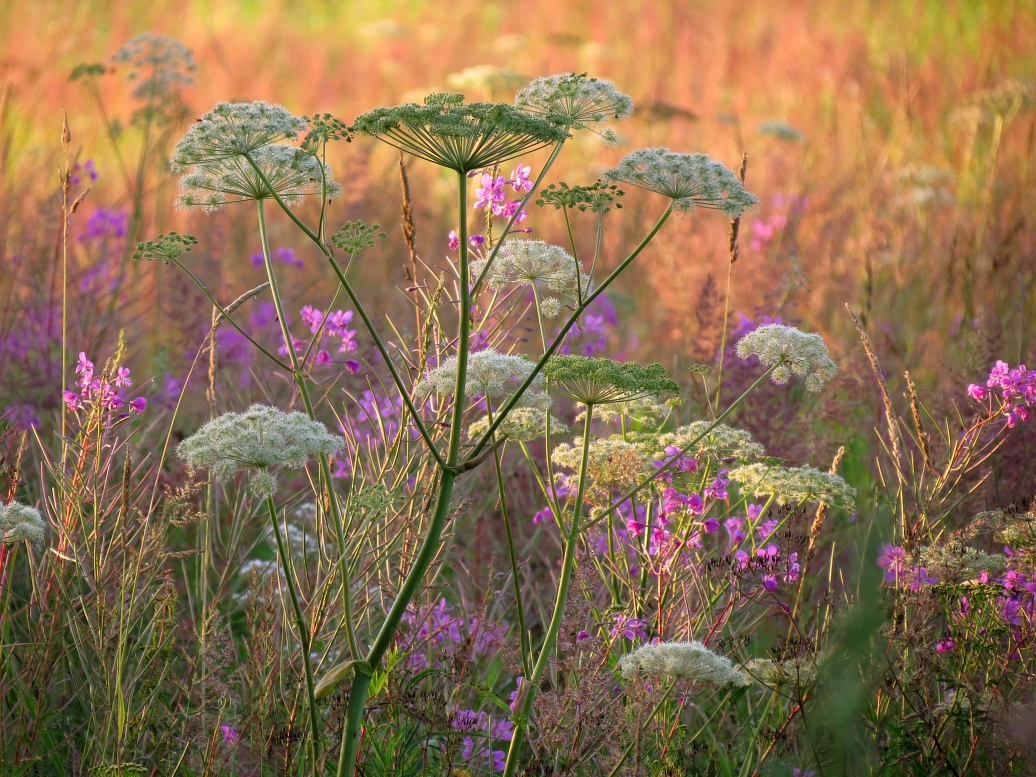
xmin=0 ymin=32 xmax=1034 ymax=777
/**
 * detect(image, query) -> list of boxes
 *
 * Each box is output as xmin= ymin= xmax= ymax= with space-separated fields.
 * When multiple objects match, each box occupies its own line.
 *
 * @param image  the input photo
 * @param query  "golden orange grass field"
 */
xmin=1 ymin=0 xmax=1034 ymax=396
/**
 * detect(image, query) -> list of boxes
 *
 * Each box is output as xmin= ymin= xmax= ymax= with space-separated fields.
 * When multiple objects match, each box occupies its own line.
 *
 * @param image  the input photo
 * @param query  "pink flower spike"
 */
xmin=128 ymin=396 xmax=147 ymax=414
xmin=301 ymin=305 xmax=324 ymax=333
xmin=448 ymin=230 xmax=460 ymax=251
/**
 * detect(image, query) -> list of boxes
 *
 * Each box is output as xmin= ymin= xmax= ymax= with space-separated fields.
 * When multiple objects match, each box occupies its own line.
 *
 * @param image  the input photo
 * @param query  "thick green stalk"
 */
xmin=266 ymin=496 xmax=321 ymax=766
xmin=502 ymin=404 xmax=594 ymax=777
xmin=337 ymin=170 xmax=472 ymax=777
xmin=493 ymin=436 xmax=531 ymax=676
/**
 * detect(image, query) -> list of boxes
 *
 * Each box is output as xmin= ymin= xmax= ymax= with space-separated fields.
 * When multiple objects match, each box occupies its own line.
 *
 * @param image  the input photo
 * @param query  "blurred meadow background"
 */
xmin=2 ymin=1 xmax=1036 ymax=774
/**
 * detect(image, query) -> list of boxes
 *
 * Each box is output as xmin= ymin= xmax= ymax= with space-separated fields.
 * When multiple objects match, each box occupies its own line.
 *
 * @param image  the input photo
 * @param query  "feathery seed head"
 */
xmin=177 ymin=405 xmax=344 ymax=499
xmin=619 ymin=641 xmax=749 ymax=686
xmin=735 ymin=324 xmax=836 ymax=392
xmin=729 ymin=463 xmax=855 ymax=509
xmin=175 ymin=144 xmax=339 ymax=212
xmin=604 ymin=148 xmax=759 ymax=216
xmin=543 ymin=355 xmax=680 ymax=406
xmin=171 ymin=101 xmax=308 ymax=170
xmin=0 ymin=502 xmax=46 ymax=550
xmin=472 ymin=240 xmax=590 ymax=296
xmin=515 ymin=73 xmax=633 ymax=142
xmin=351 ymin=93 xmax=568 ymax=173
xmin=416 ymin=349 xmax=545 ymax=402
xmin=468 ymin=408 xmax=569 ymax=442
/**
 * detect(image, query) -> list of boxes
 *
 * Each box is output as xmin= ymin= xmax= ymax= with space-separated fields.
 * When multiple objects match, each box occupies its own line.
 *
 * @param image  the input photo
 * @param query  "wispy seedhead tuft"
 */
xmin=604 ymin=148 xmax=759 ymax=216
xmin=177 ymin=405 xmax=345 ymax=499
xmin=171 ymin=101 xmax=308 ymax=170
xmin=471 ymin=240 xmax=590 ymax=297
xmin=543 ymin=355 xmax=680 ymax=406
xmin=735 ymin=324 xmax=836 ymax=391
xmin=619 ymin=642 xmax=749 ymax=686
xmin=516 ymin=72 xmax=633 ymax=143
xmin=175 ymin=144 xmax=339 ymax=212
xmin=729 ymin=463 xmax=856 ymax=509
xmin=0 ymin=502 xmax=46 ymax=550
xmin=352 ymin=93 xmax=568 ymax=173
xmin=132 ymin=232 xmax=198 ymax=264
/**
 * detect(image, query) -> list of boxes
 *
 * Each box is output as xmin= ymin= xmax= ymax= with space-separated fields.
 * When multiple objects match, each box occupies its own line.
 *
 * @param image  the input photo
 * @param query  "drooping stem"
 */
xmin=266 ymin=496 xmax=321 ymax=766
xmin=502 ymin=403 xmax=594 ymax=777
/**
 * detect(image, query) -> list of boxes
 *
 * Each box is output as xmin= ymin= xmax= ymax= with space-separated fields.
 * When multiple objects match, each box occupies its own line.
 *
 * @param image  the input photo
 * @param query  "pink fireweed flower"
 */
xmin=338 ymin=330 xmax=358 ymax=353
xmin=576 ymin=630 xmax=590 ymax=641
xmin=747 ymin=503 xmax=764 ymax=521
xmin=703 ymin=517 xmax=720 ymax=533
xmin=533 ymin=506 xmax=553 ymax=525
xmin=315 ymin=350 xmax=333 ymax=366
xmin=128 ymin=396 xmax=147 ymax=414
xmin=502 ymin=200 xmax=528 ymax=223
xmin=76 ymin=352 xmax=94 ymax=386
xmin=762 ymin=574 xmax=779 ymax=592
xmin=469 ymin=234 xmax=486 ymax=246
xmin=114 ymin=366 xmax=132 ymax=387
xmin=935 ymin=637 xmax=955 ymax=653
xmin=324 ymin=310 xmax=354 ymax=337
xmin=687 ymin=493 xmax=704 ymax=515
xmin=448 ymin=230 xmax=460 ymax=251
xmin=756 ymin=518 xmax=779 ymax=540
xmin=345 ymin=360 xmax=361 ymax=373
xmin=785 ymin=551 xmax=800 ymax=582
xmin=725 ymin=518 xmax=746 ymax=545
xmin=474 ymin=174 xmax=508 ymax=214
xmin=62 ymin=391 xmax=82 ymax=411
xmin=610 ymin=613 xmax=648 ymax=640
xmin=220 ymin=725 xmax=240 ymax=743
xmin=509 ymin=164 xmax=533 ymax=192
xmin=627 ymin=519 xmax=645 ymax=537
xmin=967 ymin=383 xmax=988 ymax=401
xmin=300 ymin=305 xmax=324 ymax=333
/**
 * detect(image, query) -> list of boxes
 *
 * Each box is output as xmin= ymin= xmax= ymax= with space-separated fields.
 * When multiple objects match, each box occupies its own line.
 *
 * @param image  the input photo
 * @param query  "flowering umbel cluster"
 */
xmin=416 ymin=349 xmax=548 ymax=407
xmin=471 ymin=240 xmax=591 ymax=298
xmin=110 ymin=33 xmax=196 ymax=103
xmin=604 ymin=148 xmax=759 ymax=216
xmin=171 ymin=101 xmax=308 ymax=167
xmin=728 ymin=463 xmax=856 ymax=509
xmin=619 ymin=641 xmax=749 ymax=686
xmin=351 ymin=92 xmax=567 ymax=173
xmin=655 ymin=421 xmax=766 ymax=463
xmin=0 ymin=502 xmax=46 ymax=550
xmin=515 ymin=72 xmax=634 ymax=143
xmin=543 ymin=355 xmax=680 ymax=406
xmin=467 ymin=408 xmax=569 ymax=442
xmin=177 ymin=405 xmax=345 ymax=498
xmin=735 ymin=324 xmax=837 ymax=391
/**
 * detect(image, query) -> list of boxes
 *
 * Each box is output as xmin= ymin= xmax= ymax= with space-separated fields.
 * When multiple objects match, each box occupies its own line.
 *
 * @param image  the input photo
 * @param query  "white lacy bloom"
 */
xmin=516 ymin=72 xmax=633 ymax=141
xmin=472 ymin=240 xmax=592 ymax=297
xmin=177 ymin=405 xmax=345 ymax=498
xmin=110 ymin=33 xmax=196 ymax=101
xmin=619 ymin=642 xmax=748 ymax=686
xmin=416 ymin=349 xmax=547 ymax=404
xmin=539 ymin=296 xmax=563 ymax=319
xmin=175 ymin=144 xmax=339 ymax=212
xmin=0 ymin=502 xmax=46 ymax=550
xmin=744 ymin=657 xmax=818 ymax=688
xmin=171 ymin=101 xmax=309 ymax=169
xmin=578 ymin=396 xmax=673 ymax=428
xmin=467 ymin=408 xmax=569 ymax=442
xmin=552 ymin=436 xmax=653 ymax=505
xmin=604 ymin=148 xmax=759 ymax=216
xmin=656 ymin=421 xmax=765 ymax=461
xmin=729 ymin=463 xmax=855 ymax=509
xmin=735 ymin=324 xmax=837 ymax=392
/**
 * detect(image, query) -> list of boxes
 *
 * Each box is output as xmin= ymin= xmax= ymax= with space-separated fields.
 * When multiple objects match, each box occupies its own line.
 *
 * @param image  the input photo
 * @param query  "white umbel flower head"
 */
xmin=177 ymin=404 xmax=345 ymax=499
xmin=604 ymin=148 xmax=759 ymax=216
xmin=416 ymin=349 xmax=547 ymax=404
xmin=539 ymin=296 xmax=563 ymax=319
xmin=171 ymin=101 xmax=309 ymax=169
xmin=656 ymin=421 xmax=766 ymax=462
xmin=472 ymin=240 xmax=592 ymax=297
xmin=516 ymin=72 xmax=633 ymax=142
xmin=175 ymin=144 xmax=340 ymax=212
xmin=467 ymin=408 xmax=569 ymax=442
xmin=0 ymin=502 xmax=46 ymax=550
xmin=735 ymin=324 xmax=837 ymax=392
xmin=729 ymin=463 xmax=856 ymax=509
xmin=619 ymin=641 xmax=749 ymax=686
xmin=110 ymin=33 xmax=196 ymax=102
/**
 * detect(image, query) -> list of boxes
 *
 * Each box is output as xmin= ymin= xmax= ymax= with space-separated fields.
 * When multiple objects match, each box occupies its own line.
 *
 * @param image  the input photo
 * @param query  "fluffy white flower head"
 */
xmin=735 ymin=324 xmax=837 ymax=392
xmin=110 ymin=33 xmax=196 ymax=102
xmin=175 ymin=144 xmax=339 ymax=212
xmin=416 ymin=349 xmax=548 ymax=406
xmin=539 ymin=296 xmax=563 ymax=319
xmin=619 ymin=641 xmax=748 ymax=686
xmin=177 ymin=404 xmax=345 ymax=499
xmin=0 ymin=502 xmax=46 ymax=550
xmin=604 ymin=148 xmax=759 ymax=216
xmin=171 ymin=101 xmax=309 ymax=170
xmin=516 ymin=72 xmax=633 ymax=142
xmin=656 ymin=421 xmax=766 ymax=462
xmin=729 ymin=463 xmax=856 ymax=509
xmin=468 ymin=408 xmax=568 ymax=442
xmin=472 ymin=240 xmax=591 ymax=297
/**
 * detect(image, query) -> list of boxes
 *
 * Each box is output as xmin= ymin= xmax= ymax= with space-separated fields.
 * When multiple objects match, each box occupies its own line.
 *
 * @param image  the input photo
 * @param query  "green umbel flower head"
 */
xmin=604 ymin=148 xmax=759 ymax=216
xmin=352 ymin=93 xmax=568 ymax=173
xmin=543 ymin=355 xmax=680 ymax=406
xmin=177 ymin=405 xmax=345 ymax=499
xmin=516 ymin=72 xmax=633 ymax=142
xmin=728 ymin=463 xmax=856 ymax=509
xmin=132 ymin=232 xmax=198 ymax=264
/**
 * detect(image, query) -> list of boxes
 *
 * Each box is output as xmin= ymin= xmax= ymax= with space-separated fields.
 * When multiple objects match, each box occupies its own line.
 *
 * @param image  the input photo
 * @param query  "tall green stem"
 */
xmin=502 ymin=404 xmax=594 ymax=777
xmin=337 ymin=170 xmax=472 ymax=777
